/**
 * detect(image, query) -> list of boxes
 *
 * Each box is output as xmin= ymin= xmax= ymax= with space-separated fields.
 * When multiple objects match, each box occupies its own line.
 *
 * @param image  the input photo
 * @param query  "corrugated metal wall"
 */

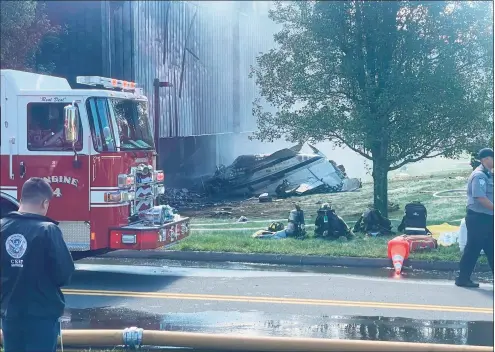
xmin=115 ymin=0 xmax=275 ymax=138
xmin=44 ymin=1 xmax=276 ymax=138
xmin=148 ymin=0 xmax=236 ymax=137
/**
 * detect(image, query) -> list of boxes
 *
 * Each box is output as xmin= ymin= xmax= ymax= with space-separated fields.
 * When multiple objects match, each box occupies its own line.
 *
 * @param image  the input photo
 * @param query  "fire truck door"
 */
xmin=0 ymin=75 xmax=19 ymax=202
xmin=17 ymin=97 xmax=91 ymax=250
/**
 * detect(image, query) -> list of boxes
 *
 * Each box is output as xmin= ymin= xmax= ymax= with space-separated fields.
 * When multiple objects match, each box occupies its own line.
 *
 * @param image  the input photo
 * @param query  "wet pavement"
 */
xmin=78 ymin=257 xmax=494 ymax=284
xmin=64 ymin=307 xmax=493 ymax=346
xmin=65 ymin=258 xmax=494 ymax=347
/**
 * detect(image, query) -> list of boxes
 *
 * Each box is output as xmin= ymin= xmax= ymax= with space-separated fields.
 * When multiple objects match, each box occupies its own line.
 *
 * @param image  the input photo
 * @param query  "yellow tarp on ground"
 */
xmin=252 ymin=230 xmax=274 ymax=238
xmin=428 ymin=223 xmax=460 ymax=247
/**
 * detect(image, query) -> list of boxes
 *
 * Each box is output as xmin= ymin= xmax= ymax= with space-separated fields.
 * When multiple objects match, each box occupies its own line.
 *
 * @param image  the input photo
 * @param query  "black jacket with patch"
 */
xmin=1 ymin=212 xmax=75 ymax=318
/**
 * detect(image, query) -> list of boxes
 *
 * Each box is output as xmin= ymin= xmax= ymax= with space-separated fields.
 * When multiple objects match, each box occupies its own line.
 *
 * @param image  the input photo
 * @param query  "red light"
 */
xmin=111 ymin=79 xmax=117 ymax=86
xmin=104 ymin=191 xmax=122 ymax=203
xmin=156 ymin=172 xmax=164 ymax=182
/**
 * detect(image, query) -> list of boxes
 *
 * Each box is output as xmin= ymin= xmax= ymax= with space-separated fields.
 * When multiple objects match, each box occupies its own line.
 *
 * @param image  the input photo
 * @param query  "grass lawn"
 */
xmin=176 ymin=170 xmax=487 ymax=263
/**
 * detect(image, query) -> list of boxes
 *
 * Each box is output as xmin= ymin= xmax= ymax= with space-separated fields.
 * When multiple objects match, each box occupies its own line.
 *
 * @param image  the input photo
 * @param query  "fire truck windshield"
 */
xmin=110 ymin=98 xmax=154 ymax=150
xmin=86 ymin=97 xmax=155 ymax=152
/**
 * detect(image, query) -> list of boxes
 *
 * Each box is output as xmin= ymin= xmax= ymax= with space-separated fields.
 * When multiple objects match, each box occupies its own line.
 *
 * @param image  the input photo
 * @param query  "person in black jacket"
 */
xmin=1 ymin=177 xmax=75 ymax=352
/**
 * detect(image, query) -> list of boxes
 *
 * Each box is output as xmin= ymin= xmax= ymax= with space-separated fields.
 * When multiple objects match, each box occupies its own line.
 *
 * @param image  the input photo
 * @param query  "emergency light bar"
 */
xmin=76 ymin=76 xmax=137 ymax=92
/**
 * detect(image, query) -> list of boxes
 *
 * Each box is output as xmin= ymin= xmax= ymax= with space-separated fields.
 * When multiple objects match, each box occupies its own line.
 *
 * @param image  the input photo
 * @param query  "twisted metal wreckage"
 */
xmin=203 ymin=143 xmax=362 ymax=197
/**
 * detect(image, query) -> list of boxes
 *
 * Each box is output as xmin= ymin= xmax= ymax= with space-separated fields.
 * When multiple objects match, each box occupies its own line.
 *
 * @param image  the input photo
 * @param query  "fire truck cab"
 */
xmin=0 ymin=69 xmax=190 ymax=256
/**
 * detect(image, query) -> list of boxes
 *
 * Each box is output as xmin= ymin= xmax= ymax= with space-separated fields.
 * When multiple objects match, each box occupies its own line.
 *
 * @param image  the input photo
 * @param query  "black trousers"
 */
xmin=1 ymin=316 xmax=60 ymax=352
xmin=458 ymin=210 xmax=494 ymax=281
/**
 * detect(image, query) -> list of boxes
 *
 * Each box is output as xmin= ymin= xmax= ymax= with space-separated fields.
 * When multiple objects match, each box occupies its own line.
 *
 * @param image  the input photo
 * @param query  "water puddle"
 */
xmin=63 ymin=307 xmax=493 ymax=347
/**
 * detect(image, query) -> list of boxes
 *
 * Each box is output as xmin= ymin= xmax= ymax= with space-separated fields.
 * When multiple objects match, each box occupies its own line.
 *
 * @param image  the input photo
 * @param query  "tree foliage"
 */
xmin=250 ymin=0 xmax=493 ymax=216
xmin=1 ymin=0 xmax=60 ymax=72
xmin=468 ymin=134 xmax=494 ymax=169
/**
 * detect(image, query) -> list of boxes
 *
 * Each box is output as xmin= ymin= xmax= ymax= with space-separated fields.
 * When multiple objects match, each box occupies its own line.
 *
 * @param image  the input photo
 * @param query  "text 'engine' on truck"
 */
xmin=0 ymin=70 xmax=190 ymax=256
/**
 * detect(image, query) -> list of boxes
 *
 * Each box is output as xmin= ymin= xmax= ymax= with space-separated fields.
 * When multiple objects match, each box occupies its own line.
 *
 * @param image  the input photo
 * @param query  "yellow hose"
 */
xmin=0 ymin=329 xmax=491 ymax=351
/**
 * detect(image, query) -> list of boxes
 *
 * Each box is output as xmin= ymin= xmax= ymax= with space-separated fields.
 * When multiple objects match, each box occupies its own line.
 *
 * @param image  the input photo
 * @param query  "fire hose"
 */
xmin=0 ymin=328 xmax=491 ymax=351
xmin=432 ymin=189 xmax=466 ymax=198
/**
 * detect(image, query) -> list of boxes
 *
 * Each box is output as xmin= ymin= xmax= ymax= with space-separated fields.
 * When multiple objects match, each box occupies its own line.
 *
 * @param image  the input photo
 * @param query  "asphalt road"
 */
xmin=61 ymin=258 xmax=494 ymax=346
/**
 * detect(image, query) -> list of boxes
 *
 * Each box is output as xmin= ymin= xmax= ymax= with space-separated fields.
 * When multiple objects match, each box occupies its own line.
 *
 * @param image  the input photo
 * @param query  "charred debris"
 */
xmin=158 ymin=144 xmax=362 ymax=212
xmin=202 ymin=143 xmax=362 ymax=197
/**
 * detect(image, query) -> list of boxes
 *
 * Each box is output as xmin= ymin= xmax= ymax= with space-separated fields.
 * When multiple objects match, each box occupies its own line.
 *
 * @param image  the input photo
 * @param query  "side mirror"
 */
xmin=64 ymin=102 xmax=80 ymax=145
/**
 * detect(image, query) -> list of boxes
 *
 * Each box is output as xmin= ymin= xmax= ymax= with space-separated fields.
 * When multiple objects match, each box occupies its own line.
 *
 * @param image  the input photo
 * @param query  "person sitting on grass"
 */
xmin=314 ymin=203 xmax=354 ymax=240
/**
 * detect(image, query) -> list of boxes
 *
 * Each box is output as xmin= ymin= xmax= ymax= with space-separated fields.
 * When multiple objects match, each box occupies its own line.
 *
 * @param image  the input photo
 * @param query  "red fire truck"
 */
xmin=0 ymin=69 xmax=190 ymax=256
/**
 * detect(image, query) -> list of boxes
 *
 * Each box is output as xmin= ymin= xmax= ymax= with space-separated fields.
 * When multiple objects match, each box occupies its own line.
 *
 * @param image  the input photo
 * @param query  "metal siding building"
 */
xmin=98 ymin=1 xmax=274 ymax=138
xmin=43 ymin=0 xmax=277 ymax=179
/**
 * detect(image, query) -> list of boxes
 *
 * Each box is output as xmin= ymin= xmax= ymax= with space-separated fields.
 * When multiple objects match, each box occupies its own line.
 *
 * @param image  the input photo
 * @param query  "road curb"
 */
xmin=101 ymin=250 xmax=492 ymax=272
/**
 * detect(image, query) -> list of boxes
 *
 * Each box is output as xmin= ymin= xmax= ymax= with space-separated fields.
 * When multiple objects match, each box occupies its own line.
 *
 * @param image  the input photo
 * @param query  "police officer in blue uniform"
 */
xmin=456 ymin=148 xmax=494 ymax=288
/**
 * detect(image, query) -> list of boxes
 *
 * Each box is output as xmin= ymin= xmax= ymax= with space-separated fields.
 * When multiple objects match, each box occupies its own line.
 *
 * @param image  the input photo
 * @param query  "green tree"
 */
xmin=250 ymin=1 xmax=493 ymax=216
xmin=1 ymin=0 xmax=60 ymax=72
xmin=467 ymin=134 xmax=494 ymax=169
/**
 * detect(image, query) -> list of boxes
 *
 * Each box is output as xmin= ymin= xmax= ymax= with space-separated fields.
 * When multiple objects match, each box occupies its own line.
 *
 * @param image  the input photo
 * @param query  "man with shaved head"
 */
xmin=1 ymin=177 xmax=75 ymax=352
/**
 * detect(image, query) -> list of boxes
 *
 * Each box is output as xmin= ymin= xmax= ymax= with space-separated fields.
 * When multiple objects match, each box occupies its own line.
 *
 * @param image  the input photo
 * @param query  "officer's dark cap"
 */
xmin=478 ymin=148 xmax=494 ymax=160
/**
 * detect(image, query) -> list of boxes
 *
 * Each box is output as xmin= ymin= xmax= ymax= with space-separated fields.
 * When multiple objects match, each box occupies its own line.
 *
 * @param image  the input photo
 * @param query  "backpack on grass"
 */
xmin=353 ymin=208 xmax=394 ymax=236
xmin=398 ymin=202 xmax=428 ymax=235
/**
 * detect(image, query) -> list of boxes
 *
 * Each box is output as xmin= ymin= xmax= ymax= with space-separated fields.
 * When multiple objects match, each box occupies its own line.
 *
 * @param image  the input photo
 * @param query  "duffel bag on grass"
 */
xmin=402 ymin=234 xmax=437 ymax=252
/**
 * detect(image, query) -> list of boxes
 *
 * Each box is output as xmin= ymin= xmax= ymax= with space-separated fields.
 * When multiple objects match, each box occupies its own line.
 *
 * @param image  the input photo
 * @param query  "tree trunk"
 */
xmin=372 ymin=156 xmax=390 ymax=218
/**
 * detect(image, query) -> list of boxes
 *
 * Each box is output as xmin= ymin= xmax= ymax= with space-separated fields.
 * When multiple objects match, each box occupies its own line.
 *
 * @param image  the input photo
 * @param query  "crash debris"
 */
xmin=258 ymin=193 xmax=273 ymax=203
xmin=202 ymin=143 xmax=362 ymax=197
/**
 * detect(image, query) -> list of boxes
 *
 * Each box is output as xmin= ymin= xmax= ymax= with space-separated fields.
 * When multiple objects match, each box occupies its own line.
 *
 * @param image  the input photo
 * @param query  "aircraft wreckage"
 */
xmin=203 ymin=144 xmax=362 ymax=197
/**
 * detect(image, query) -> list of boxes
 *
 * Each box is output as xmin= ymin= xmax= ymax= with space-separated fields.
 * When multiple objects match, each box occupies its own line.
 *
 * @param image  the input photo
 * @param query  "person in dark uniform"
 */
xmin=456 ymin=148 xmax=494 ymax=288
xmin=1 ymin=177 xmax=75 ymax=352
